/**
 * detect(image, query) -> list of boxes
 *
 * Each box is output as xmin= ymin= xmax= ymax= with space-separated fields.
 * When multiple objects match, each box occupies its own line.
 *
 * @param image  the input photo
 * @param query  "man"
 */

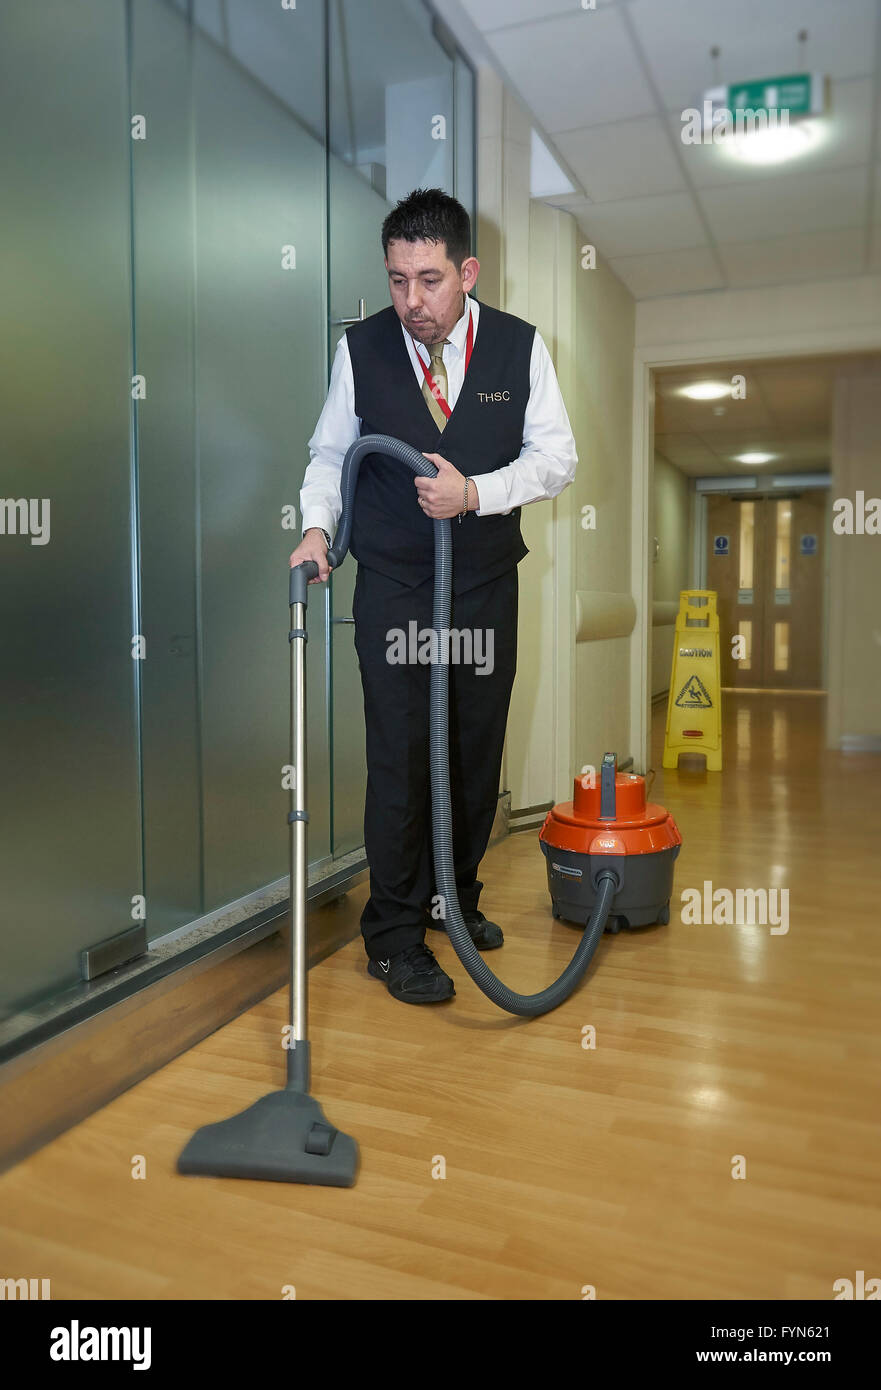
xmin=289 ymin=188 xmax=576 ymax=1005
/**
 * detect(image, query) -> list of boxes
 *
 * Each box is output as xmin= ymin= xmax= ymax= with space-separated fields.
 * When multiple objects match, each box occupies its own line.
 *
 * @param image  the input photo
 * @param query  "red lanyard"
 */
xmin=412 ymin=308 xmax=474 ymax=420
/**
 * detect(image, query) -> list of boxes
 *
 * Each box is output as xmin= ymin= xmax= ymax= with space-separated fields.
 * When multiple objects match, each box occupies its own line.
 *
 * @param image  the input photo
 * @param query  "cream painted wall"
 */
xmin=477 ymin=66 xmax=637 ymax=810
xmin=829 ymin=369 xmax=881 ymax=750
xmin=651 ymin=454 xmax=692 ymax=699
xmin=571 ymin=243 xmax=635 ymax=777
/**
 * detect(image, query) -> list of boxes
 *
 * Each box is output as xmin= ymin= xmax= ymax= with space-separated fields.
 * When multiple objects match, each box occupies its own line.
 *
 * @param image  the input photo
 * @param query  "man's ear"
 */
xmin=461 ymin=256 xmax=480 ymax=293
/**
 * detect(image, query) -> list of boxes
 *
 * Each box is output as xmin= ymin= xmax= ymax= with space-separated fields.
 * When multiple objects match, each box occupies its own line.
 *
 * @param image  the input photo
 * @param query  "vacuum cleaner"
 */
xmin=176 ymin=433 xmax=681 ymax=1186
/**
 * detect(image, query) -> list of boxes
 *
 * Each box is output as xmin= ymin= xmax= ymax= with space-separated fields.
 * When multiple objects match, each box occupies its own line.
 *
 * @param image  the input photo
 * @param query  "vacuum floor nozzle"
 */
xmin=177 ymin=1087 xmax=358 ymax=1187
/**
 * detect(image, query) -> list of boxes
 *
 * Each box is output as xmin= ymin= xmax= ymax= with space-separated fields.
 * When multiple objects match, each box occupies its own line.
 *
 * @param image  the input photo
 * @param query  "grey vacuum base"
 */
xmin=177 ymin=1088 xmax=359 ymax=1187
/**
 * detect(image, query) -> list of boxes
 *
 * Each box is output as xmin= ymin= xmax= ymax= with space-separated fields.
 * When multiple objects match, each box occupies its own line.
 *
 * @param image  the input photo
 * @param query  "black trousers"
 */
xmin=352 ymin=562 xmax=518 ymax=961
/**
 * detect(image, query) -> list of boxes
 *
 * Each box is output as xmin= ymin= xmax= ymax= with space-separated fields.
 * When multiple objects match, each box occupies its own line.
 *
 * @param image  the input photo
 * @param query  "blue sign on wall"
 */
xmin=713 ymin=534 xmax=730 ymax=557
xmin=800 ymin=533 xmax=818 ymax=556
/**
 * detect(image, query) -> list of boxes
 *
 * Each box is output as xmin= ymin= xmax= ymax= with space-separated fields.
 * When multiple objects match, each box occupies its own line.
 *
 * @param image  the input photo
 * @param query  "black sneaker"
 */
xmin=367 ymin=943 xmax=455 ymax=1004
xmin=428 ymin=908 xmax=504 ymax=950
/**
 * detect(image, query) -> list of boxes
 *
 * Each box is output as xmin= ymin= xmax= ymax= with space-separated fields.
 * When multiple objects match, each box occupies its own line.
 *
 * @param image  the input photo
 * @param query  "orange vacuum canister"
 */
xmin=539 ymin=751 xmax=681 ymax=933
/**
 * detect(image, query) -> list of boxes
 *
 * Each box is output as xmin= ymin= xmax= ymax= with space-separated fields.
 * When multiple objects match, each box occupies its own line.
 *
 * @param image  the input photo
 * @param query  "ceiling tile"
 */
xmin=698 ymin=165 xmax=870 ymax=242
xmin=667 ymin=77 xmax=875 ymax=190
xmin=654 ymin=432 xmax=719 ymax=467
xmin=486 ymin=7 xmax=656 ymax=132
xmin=572 ymin=191 xmax=708 ymax=256
xmin=554 ymin=116 xmax=687 ymax=201
xmin=717 ymin=227 xmax=868 ymax=287
xmin=608 ymin=246 xmax=723 ymax=297
xmin=754 ymin=364 xmax=835 ymax=426
xmin=628 ymin=0 xmax=878 ymax=110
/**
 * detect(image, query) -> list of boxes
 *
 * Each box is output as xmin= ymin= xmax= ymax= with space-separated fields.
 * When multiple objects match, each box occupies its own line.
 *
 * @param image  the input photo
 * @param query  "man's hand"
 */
xmin=415 ymin=453 xmax=480 ymax=519
xmin=290 ymin=528 xmax=332 ymax=584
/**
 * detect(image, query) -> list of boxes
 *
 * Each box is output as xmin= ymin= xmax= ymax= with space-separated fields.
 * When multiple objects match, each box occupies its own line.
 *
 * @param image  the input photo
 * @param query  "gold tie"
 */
xmin=422 ymin=340 xmax=450 ymax=432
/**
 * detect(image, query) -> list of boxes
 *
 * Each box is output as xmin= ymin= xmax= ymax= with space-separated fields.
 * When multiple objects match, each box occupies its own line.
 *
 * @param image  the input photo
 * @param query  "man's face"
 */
xmin=385 ymin=239 xmax=478 ymax=346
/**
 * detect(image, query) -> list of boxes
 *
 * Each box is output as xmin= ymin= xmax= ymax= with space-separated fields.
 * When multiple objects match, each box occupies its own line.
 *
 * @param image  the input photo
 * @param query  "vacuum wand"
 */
xmin=288 ymin=559 xmax=318 ymax=1085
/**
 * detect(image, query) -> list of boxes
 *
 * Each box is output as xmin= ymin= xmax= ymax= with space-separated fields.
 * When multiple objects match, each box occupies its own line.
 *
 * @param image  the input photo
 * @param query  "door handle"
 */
xmin=331 ymin=298 xmax=366 ymax=326
xmin=331 ymin=617 xmax=355 ymax=625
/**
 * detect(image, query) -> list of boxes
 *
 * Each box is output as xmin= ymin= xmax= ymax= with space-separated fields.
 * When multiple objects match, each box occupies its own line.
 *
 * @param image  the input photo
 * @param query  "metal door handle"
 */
xmin=331 ymin=617 xmax=355 ymax=625
xmin=331 ymin=298 xmax=366 ymax=326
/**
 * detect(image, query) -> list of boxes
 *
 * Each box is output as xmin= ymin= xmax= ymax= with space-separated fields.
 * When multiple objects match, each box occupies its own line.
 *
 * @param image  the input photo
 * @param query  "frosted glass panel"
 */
xmin=132 ymin=0 xmax=202 ymax=940
xmin=329 ymin=0 xmax=454 ymax=197
xmin=192 ymin=5 xmax=331 ymax=908
xmin=0 ymin=2 xmax=141 ymax=1013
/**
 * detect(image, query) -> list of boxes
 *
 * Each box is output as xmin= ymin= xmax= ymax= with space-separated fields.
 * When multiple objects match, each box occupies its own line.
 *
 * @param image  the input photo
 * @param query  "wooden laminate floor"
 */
xmin=1 ymin=692 xmax=879 ymax=1299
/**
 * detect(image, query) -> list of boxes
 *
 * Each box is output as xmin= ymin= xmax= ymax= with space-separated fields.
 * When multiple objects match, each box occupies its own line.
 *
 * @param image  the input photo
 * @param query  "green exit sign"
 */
xmin=705 ymin=73 xmax=825 ymax=120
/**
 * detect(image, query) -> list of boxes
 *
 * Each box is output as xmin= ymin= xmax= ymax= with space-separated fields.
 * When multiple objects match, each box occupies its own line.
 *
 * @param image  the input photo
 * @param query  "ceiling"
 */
xmin=653 ymin=352 xmax=881 ymax=475
xmin=448 ymin=0 xmax=881 ymax=299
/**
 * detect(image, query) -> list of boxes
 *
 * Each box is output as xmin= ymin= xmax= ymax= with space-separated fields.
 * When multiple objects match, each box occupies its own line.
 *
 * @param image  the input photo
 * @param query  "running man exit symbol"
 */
xmin=675 ymin=675 xmax=713 ymax=708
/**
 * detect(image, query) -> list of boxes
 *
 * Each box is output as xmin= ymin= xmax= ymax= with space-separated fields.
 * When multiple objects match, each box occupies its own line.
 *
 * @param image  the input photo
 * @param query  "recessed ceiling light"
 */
xmin=722 ymin=120 xmax=820 ymax=166
xmin=735 ymin=452 xmax=775 ymax=465
xmin=679 ymin=381 xmax=731 ymax=401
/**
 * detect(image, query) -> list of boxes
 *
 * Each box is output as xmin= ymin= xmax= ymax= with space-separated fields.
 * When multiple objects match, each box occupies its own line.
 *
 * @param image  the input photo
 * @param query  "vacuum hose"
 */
xmin=328 ymin=435 xmax=616 ymax=1018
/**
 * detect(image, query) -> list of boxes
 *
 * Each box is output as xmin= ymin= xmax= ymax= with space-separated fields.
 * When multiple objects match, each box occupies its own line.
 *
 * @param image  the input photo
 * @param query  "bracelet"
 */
xmin=459 ymin=478 xmax=469 ymax=525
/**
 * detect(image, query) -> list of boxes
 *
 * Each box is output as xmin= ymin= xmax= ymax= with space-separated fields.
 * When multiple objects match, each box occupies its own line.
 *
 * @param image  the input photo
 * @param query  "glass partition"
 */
xmin=0 ymin=1 xmax=142 ymax=1017
xmin=0 ymin=0 xmax=475 ymax=1035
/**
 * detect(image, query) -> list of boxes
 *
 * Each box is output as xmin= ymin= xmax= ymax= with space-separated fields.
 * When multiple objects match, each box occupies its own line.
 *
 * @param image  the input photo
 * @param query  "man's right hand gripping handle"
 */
xmin=289 ymin=527 xmax=333 ymax=584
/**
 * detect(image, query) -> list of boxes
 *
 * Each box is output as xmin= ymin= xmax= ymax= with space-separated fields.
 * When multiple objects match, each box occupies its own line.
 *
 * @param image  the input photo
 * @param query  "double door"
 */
xmin=707 ymin=493 xmax=827 ymax=689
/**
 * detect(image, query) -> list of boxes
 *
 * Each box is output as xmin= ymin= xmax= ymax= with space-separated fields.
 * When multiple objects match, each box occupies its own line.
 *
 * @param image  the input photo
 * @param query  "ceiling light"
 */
xmin=679 ymin=381 xmax=731 ymax=401
xmin=735 ymin=452 xmax=775 ymax=465
xmin=721 ymin=120 xmax=820 ymax=166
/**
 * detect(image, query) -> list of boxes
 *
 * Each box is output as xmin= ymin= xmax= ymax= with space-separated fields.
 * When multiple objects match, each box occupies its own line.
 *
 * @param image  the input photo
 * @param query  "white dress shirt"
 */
xmin=300 ymin=294 xmax=577 ymax=539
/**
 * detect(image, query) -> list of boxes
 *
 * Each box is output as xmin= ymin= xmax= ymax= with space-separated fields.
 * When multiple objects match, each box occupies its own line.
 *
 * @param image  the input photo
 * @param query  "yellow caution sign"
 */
xmin=663 ymin=590 xmax=722 ymax=771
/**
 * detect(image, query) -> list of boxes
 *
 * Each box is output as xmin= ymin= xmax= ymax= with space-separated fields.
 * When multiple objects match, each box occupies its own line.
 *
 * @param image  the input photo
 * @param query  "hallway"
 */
xmin=1 ymin=693 xmax=879 ymax=1299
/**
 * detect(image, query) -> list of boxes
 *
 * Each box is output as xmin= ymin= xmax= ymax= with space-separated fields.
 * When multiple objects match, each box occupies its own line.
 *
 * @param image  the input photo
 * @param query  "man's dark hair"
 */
xmin=381 ymin=188 xmax=471 ymax=268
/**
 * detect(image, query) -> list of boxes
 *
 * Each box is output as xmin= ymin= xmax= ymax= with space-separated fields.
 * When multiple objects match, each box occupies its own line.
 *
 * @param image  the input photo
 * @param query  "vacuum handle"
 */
xmin=600 ymin=752 xmax=617 ymax=819
xmin=290 ymin=560 xmax=319 ymax=608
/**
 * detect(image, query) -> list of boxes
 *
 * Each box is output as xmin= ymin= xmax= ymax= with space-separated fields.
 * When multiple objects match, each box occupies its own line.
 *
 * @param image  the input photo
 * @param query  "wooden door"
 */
xmin=706 ymin=492 xmax=826 ymax=690
xmin=758 ymin=493 xmax=825 ymax=689
xmin=706 ymin=495 xmax=757 ymax=687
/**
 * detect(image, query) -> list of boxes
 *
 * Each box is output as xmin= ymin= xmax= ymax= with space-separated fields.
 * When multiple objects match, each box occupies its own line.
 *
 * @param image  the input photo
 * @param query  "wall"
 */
xmin=571 ymin=238 xmax=636 ymax=776
xmin=828 ymin=368 xmax=881 ymax=750
xmin=651 ymin=454 xmax=692 ymax=698
xmin=476 ymin=66 xmax=636 ymax=810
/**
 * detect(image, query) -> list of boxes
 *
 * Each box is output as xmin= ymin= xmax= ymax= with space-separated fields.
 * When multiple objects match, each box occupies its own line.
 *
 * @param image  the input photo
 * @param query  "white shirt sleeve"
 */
xmin=467 ymin=330 xmax=578 ymax=517
xmin=299 ymin=334 xmax=360 ymax=538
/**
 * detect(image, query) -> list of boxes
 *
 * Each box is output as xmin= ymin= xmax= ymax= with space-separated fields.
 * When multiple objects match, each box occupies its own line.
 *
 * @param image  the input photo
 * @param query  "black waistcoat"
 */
xmin=346 ymin=300 xmax=534 ymax=595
